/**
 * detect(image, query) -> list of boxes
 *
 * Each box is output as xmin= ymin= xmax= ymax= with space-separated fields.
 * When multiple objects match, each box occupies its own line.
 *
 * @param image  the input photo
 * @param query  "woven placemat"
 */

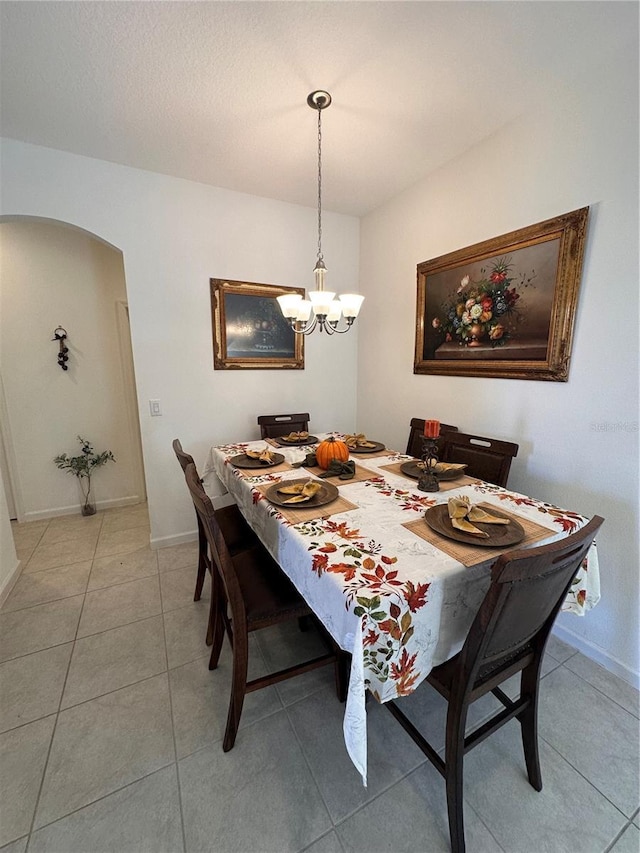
xmin=256 ymin=484 xmax=358 ymax=524
xmin=299 ymin=463 xmax=377 ymax=485
xmin=232 ymin=460 xmax=293 ymax=477
xmin=379 ymin=463 xmax=478 ymax=493
xmin=402 ymin=504 xmax=553 ymax=567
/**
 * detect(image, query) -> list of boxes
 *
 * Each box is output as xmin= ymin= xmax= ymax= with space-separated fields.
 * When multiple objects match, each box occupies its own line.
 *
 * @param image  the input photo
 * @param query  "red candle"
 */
xmin=423 ymin=419 xmax=440 ymax=438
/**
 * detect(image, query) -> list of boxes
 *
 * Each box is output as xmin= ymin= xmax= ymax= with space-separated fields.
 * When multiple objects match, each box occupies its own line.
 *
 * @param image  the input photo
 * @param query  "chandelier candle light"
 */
xmin=418 ymin=419 xmax=441 ymax=493
xmin=277 ymin=91 xmax=364 ymax=335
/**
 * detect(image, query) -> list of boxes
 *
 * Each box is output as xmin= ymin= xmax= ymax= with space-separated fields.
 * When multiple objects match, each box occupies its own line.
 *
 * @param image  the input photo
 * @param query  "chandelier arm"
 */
xmin=291 ymin=315 xmax=318 ymax=336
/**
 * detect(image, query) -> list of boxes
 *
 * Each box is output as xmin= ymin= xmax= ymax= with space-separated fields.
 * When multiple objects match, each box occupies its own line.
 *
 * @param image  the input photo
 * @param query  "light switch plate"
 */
xmin=149 ymin=399 xmax=162 ymax=417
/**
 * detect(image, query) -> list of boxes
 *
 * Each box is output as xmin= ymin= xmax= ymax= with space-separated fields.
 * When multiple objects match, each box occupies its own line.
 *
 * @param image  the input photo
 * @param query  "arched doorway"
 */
xmin=0 ymin=217 xmax=146 ymax=523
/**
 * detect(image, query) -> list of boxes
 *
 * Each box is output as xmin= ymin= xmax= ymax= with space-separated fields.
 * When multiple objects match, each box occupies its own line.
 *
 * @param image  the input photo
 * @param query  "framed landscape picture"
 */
xmin=210 ymin=278 xmax=304 ymax=370
xmin=414 ymin=207 xmax=589 ymax=381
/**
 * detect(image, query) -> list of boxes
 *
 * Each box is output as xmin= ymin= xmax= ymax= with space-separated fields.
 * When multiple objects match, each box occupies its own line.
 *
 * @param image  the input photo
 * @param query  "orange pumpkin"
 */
xmin=316 ymin=436 xmax=350 ymax=470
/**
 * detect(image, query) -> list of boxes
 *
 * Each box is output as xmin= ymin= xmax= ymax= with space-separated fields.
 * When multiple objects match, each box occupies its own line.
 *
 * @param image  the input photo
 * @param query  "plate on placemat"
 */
xmin=348 ymin=441 xmax=386 ymax=454
xmin=264 ymin=479 xmax=339 ymax=508
xmin=400 ymin=461 xmax=467 ymax=481
xmin=273 ymin=435 xmax=319 ymax=447
xmin=229 ymin=452 xmax=285 ymax=469
xmin=424 ymin=504 xmax=525 ymax=547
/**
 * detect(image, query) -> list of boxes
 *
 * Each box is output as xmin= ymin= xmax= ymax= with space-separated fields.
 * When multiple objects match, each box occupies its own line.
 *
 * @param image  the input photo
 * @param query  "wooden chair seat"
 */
xmin=184 ymin=462 xmax=345 ymax=752
xmin=386 ymin=514 xmax=604 ymax=853
xmin=440 ymin=430 xmax=518 ymax=487
xmin=233 ymin=545 xmax=312 ymax=629
xmin=258 ymin=412 xmax=310 ymax=439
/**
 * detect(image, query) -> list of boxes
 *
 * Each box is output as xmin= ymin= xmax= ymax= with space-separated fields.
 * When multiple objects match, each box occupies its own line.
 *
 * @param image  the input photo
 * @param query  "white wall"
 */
xmin=0 ymin=144 xmax=360 ymax=545
xmin=0 ymin=466 xmax=18 ymax=595
xmin=357 ymin=51 xmax=639 ymax=683
xmin=0 ymin=221 xmax=140 ymax=519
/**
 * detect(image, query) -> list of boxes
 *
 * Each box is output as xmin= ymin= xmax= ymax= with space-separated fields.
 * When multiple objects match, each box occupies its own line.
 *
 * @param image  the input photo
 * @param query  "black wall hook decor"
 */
xmin=52 ymin=326 xmax=69 ymax=370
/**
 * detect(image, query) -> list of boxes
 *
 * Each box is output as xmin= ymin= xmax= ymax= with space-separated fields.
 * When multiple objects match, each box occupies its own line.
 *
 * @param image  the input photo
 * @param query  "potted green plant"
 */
xmin=54 ymin=436 xmax=115 ymax=516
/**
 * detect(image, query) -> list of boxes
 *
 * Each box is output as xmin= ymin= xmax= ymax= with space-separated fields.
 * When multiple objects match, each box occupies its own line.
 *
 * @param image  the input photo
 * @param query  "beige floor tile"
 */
xmin=28 ymin=766 xmax=183 ymax=853
xmin=24 ymin=538 xmax=97 ymax=573
xmin=163 ymin=602 xmax=210 ymax=669
xmin=564 ymin=652 xmax=639 ymax=719
xmin=10 ymin=524 xmax=47 ymax=552
xmin=15 ymin=546 xmax=35 ymax=564
xmin=539 ymin=665 xmax=639 ymax=816
xmin=47 ymin=513 xmax=103 ymax=531
xmin=157 ymin=541 xmax=199 ymax=573
xmin=169 ymin=637 xmax=281 ymax=759
xmin=0 ymin=715 xmax=56 ymax=847
xmin=94 ymin=525 xmax=150 ymax=559
xmin=38 ymin=524 xmax=100 ymax=548
xmin=35 ymin=674 xmax=174 ymax=829
xmin=2 ymin=561 xmax=91 ymax=612
xmin=88 ymin=546 xmax=158 ymax=591
xmin=62 ymin=616 xmax=166 ymax=708
xmin=101 ymin=505 xmax=150 ymax=533
xmin=0 ymin=596 xmax=83 ymax=663
xmin=10 ymin=519 xmax=49 ymax=536
xmin=159 ymin=563 xmax=210 ymax=613
xmin=0 ymin=835 xmax=28 ymax=853
xmin=179 ymin=712 xmax=332 ymax=853
xmin=0 ymin=643 xmax=73 ymax=733
xmin=462 ymin=720 xmax=626 ymax=852
xmin=77 ymin=575 xmax=161 ymax=638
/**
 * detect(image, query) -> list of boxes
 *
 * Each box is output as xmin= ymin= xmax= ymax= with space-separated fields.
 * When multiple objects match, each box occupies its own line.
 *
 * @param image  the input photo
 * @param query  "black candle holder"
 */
xmin=417 ymin=436 xmax=439 ymax=492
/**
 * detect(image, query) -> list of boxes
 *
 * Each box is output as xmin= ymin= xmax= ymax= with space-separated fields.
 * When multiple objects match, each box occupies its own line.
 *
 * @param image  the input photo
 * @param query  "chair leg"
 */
xmin=444 ymin=698 xmax=468 ymax=853
xmin=223 ymin=631 xmax=249 ymax=752
xmin=335 ymin=650 xmax=351 ymax=703
xmin=519 ymin=664 xmax=543 ymax=791
xmin=193 ymin=521 xmax=208 ymax=601
xmin=208 ymin=598 xmax=225 ymax=670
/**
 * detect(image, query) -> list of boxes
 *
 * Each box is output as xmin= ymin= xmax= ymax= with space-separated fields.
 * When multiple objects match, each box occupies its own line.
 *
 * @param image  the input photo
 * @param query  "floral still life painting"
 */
xmin=431 ymin=255 xmax=536 ymax=350
xmin=414 ymin=207 xmax=589 ymax=381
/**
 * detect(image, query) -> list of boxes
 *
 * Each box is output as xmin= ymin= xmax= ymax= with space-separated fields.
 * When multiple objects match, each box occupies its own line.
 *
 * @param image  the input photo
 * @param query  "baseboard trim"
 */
xmin=22 ymin=495 xmax=143 ymax=523
xmin=552 ymin=624 xmax=639 ymax=690
xmin=150 ymin=530 xmax=198 ymax=551
xmin=0 ymin=558 xmax=22 ymax=608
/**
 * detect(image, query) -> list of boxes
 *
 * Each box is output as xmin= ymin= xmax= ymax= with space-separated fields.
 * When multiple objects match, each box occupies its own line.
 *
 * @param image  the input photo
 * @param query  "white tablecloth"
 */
xmin=202 ymin=436 xmax=600 ymax=784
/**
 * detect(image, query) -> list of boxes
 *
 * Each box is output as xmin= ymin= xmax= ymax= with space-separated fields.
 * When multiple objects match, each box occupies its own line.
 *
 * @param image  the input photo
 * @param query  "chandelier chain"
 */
xmin=317 ymin=106 xmax=323 ymax=262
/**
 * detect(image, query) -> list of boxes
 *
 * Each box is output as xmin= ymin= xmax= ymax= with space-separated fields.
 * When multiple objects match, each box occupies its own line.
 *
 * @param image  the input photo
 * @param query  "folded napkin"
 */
xmin=291 ymin=451 xmax=319 ymax=468
xmin=291 ymin=453 xmax=356 ymax=480
xmin=318 ymin=460 xmax=356 ymax=480
xmin=447 ymin=495 xmax=509 ymax=536
xmin=344 ymin=433 xmax=377 ymax=449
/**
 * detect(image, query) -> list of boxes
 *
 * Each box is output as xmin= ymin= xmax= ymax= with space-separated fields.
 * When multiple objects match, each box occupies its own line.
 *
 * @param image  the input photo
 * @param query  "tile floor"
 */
xmin=2 ymin=503 xmax=638 ymax=853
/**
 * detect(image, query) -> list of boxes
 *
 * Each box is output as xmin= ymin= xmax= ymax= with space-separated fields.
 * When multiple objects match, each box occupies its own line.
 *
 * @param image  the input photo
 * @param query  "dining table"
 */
xmin=201 ymin=432 xmax=600 ymax=785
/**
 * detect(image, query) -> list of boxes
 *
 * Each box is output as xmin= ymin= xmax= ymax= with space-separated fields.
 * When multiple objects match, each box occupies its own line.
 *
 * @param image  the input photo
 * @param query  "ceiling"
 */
xmin=0 ymin=1 xmax=635 ymax=216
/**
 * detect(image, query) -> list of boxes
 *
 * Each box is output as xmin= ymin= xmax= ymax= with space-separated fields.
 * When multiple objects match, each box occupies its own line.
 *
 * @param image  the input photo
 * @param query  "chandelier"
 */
xmin=277 ymin=91 xmax=364 ymax=335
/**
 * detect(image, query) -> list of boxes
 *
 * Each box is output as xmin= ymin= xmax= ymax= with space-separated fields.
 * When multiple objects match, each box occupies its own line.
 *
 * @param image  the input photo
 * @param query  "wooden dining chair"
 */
xmin=406 ymin=418 xmax=458 ymax=459
xmin=258 ymin=412 xmax=310 ymax=439
xmin=172 ymin=439 xmax=257 ymax=602
xmin=440 ymin=431 xmax=518 ymax=487
xmin=184 ymin=462 xmax=344 ymax=751
xmin=386 ymin=514 xmax=604 ymax=853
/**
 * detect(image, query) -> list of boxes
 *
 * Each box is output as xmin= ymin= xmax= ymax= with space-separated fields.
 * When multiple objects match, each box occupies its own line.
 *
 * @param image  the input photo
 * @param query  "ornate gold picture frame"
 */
xmin=210 ymin=279 xmax=305 ymax=370
xmin=414 ymin=207 xmax=589 ymax=381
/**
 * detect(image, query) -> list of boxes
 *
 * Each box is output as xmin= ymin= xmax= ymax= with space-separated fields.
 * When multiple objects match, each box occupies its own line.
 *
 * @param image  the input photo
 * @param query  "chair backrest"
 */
xmin=184 ymin=463 xmax=246 ymax=626
xmin=406 ymin=418 xmax=458 ymax=458
xmin=462 ymin=515 xmax=604 ymax=687
xmin=172 ymin=438 xmax=195 ymax=474
xmin=440 ymin=431 xmax=518 ymax=487
xmin=258 ymin=413 xmax=310 ymax=439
